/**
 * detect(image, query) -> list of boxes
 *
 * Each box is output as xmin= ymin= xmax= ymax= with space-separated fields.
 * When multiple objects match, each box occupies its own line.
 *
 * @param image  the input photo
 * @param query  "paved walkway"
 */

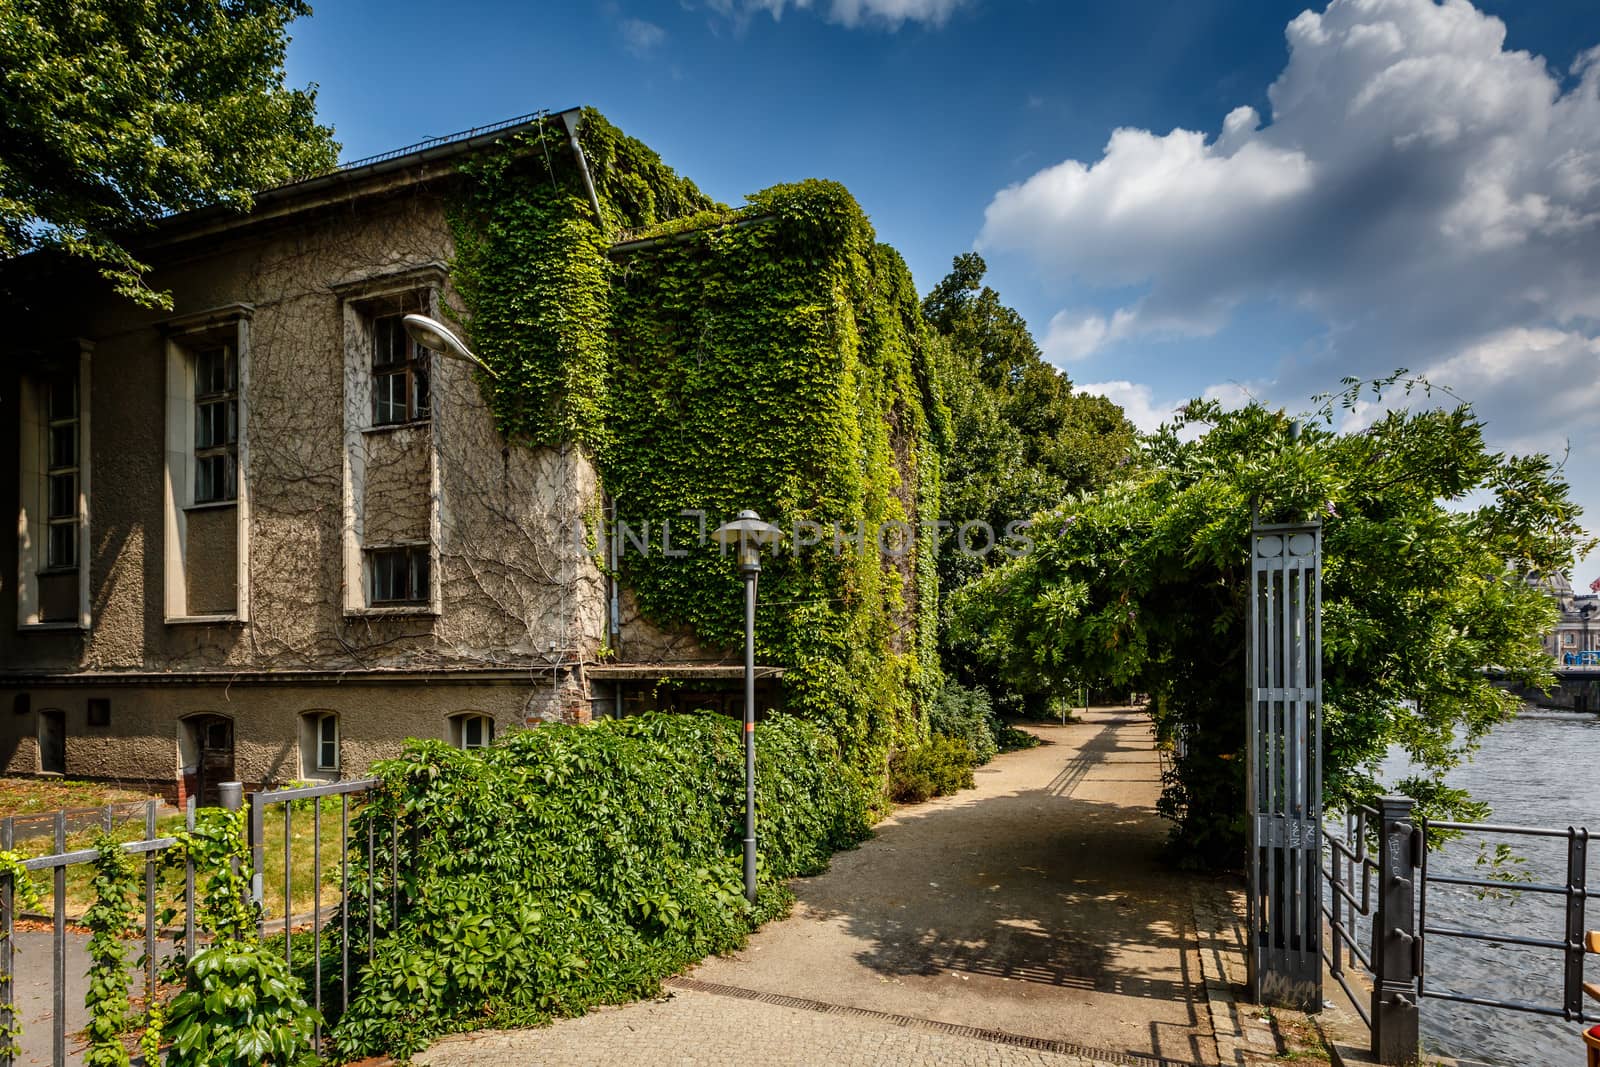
xmin=421 ymin=709 xmax=1224 ymax=1067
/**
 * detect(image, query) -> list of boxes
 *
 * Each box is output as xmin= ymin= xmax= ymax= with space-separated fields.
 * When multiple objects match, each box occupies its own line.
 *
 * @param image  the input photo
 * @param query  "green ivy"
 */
xmin=330 ymin=712 xmax=871 ymax=1060
xmin=0 ymin=851 xmax=42 ymax=1059
xmin=447 ymin=111 xmax=942 ymax=772
xmin=83 ymin=836 xmax=138 ymax=1067
xmin=157 ymin=808 xmax=321 ymax=1067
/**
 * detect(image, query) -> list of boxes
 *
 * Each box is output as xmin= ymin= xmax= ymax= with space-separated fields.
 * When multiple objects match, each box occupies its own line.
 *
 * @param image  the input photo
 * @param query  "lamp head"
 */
xmin=712 ymin=510 xmax=782 ymax=574
xmin=402 ymin=314 xmax=497 ymax=378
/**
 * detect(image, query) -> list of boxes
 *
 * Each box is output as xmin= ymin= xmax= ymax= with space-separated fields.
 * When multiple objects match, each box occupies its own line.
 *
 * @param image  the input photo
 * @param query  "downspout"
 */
xmin=557 ymin=108 xmax=605 ymax=230
xmin=608 ymin=495 xmax=620 ymax=653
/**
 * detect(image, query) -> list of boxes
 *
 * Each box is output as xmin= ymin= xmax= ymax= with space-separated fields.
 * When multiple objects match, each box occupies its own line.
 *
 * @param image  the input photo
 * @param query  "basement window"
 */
xmin=450 ymin=713 xmax=494 ymax=751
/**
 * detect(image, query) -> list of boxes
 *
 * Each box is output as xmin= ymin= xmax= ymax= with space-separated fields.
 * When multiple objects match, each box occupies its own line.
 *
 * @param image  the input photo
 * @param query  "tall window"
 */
xmin=44 ymin=373 xmax=79 ymax=570
xmin=368 ymin=544 xmax=430 ymax=605
xmin=372 ymin=315 xmax=430 ymax=425
xmin=193 ymin=346 xmax=237 ymax=503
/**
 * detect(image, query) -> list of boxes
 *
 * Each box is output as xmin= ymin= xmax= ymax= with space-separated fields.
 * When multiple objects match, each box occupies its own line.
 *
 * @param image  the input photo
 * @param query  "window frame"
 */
xmin=367 ymin=543 xmax=431 ymax=607
xmin=451 ymin=713 xmax=494 ymax=751
xmin=316 ymin=713 xmax=339 ymax=772
xmin=370 ymin=314 xmax=431 ymax=427
xmin=192 ymin=344 xmax=238 ymax=505
xmin=160 ymin=305 xmax=252 ymax=626
xmin=42 ymin=371 xmax=80 ymax=573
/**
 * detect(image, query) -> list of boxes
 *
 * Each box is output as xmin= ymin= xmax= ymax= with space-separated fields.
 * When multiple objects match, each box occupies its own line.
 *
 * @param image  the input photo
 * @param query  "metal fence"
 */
xmin=244 ymin=777 xmax=388 ymax=1050
xmin=1 ymin=801 xmax=195 ymax=1067
xmin=1 ymin=777 xmax=389 ymax=1066
xmin=1322 ymin=796 xmax=1596 ymax=1064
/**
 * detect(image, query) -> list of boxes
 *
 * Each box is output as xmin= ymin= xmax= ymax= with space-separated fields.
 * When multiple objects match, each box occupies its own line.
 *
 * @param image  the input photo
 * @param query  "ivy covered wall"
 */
xmin=448 ymin=110 xmax=942 ymax=764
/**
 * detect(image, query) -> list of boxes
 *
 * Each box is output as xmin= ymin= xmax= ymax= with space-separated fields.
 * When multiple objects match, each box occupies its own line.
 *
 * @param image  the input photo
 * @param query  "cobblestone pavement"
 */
xmin=420 ymin=708 xmax=1221 ymax=1067
xmin=418 ymin=984 xmax=1188 ymax=1067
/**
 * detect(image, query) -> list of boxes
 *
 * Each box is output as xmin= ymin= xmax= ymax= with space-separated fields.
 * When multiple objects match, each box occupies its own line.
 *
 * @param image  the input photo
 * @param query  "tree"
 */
xmin=924 ymin=254 xmax=1136 ymax=709
xmin=950 ymin=381 xmax=1592 ymax=864
xmin=0 ymin=0 xmax=338 ymax=306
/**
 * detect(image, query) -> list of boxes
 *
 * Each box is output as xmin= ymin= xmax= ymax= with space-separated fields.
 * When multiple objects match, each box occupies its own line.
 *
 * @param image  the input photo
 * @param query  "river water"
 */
xmin=1375 ymin=709 xmax=1599 ymax=1066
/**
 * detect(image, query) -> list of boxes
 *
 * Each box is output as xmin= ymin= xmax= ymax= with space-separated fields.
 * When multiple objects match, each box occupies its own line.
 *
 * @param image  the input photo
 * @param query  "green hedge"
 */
xmin=330 ymin=713 xmax=870 ymax=1060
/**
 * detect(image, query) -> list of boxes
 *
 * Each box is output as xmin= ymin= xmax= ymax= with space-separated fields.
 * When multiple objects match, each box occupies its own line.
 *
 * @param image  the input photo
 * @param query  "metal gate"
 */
xmin=1247 ymin=519 xmax=1324 ymax=1009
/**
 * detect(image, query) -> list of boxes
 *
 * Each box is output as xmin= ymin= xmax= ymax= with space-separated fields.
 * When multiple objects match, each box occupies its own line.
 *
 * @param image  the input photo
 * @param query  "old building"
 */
xmin=1539 ymin=573 xmax=1599 ymax=664
xmin=0 ymin=111 xmax=823 ymax=802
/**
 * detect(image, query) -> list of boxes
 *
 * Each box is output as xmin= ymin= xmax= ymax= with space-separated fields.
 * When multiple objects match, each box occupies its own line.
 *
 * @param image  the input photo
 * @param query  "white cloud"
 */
xmin=982 ymin=0 xmax=1600 ymax=581
xmin=826 ymin=0 xmax=964 ymax=28
xmin=704 ymin=0 xmax=963 ymax=29
xmin=1075 ymin=381 xmax=1177 ymax=434
xmin=1343 ymin=328 xmax=1600 ymax=454
xmin=1041 ymin=308 xmax=1132 ymax=362
xmin=620 ymin=18 xmax=667 ymax=55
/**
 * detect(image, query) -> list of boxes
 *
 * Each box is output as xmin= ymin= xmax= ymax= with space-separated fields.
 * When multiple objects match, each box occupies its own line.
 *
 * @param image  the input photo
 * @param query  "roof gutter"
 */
xmin=144 ymin=109 xmax=586 ymax=249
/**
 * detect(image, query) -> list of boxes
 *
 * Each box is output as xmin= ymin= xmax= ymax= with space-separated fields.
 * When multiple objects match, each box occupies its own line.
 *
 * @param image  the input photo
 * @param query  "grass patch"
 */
xmin=10 ymin=794 xmax=353 ymax=924
xmin=0 ymin=777 xmax=158 ymax=817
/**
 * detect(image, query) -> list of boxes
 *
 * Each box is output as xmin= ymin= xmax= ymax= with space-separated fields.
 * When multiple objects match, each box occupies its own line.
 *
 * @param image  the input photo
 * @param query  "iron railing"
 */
xmin=244 ymin=777 xmax=388 ymax=1049
xmin=1 ymin=778 xmax=390 ymax=1066
xmin=1 ymin=800 xmax=197 ymax=1067
xmin=1323 ymin=803 xmax=1379 ymax=1027
xmin=1321 ymin=796 xmax=1596 ymax=1065
xmin=1418 ymin=818 xmax=1593 ymax=1023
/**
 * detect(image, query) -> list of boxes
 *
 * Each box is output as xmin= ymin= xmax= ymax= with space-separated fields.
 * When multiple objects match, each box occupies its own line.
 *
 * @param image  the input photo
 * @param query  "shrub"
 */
xmin=928 ymin=682 xmax=999 ymax=765
xmin=888 ymin=735 xmax=976 ymax=803
xmin=995 ymin=722 xmax=1041 ymax=752
xmin=928 ymin=682 xmax=1040 ymax=761
xmin=330 ymin=712 xmax=871 ymax=1060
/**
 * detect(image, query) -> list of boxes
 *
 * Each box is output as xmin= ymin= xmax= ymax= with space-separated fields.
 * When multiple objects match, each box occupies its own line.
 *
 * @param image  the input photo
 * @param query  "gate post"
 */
xmin=1247 ymin=520 xmax=1324 ymax=1010
xmin=1373 ymin=796 xmax=1421 ymax=1065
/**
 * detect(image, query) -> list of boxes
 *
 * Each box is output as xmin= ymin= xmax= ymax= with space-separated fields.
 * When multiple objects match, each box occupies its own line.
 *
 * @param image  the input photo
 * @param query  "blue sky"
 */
xmin=286 ymin=0 xmax=1600 ymax=587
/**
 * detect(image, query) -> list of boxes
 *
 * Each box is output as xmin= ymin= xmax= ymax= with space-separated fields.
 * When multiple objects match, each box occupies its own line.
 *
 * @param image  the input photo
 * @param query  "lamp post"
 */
xmin=1582 ymin=602 xmax=1596 ymax=665
xmin=401 ymin=314 xmax=498 ymax=378
xmin=712 ymin=510 xmax=781 ymax=904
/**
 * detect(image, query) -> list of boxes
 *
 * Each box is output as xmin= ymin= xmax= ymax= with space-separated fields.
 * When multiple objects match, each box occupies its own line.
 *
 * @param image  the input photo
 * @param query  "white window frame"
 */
xmin=17 ymin=341 xmax=92 ymax=630
xmin=450 ymin=712 xmax=494 ymax=751
xmin=335 ymin=264 xmax=445 ymax=618
xmin=316 ymin=712 xmax=340 ymax=772
xmin=162 ymin=305 xmax=252 ymax=624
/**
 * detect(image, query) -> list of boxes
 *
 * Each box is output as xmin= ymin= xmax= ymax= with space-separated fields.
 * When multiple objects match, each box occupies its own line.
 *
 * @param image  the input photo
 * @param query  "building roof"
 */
xmin=144 ymin=107 xmax=579 ymax=248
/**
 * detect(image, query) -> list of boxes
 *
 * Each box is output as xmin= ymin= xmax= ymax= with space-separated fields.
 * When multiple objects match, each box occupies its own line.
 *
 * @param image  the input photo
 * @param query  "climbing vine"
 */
xmin=156 ymin=808 xmax=320 ymax=1066
xmin=83 ymin=836 xmax=139 ymax=1067
xmin=0 ymin=851 xmax=42 ymax=1059
xmin=448 ymin=110 xmax=942 ymax=766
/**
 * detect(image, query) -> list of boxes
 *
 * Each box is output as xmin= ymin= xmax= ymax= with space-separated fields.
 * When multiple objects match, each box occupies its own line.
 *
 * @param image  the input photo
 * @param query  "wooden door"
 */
xmin=189 ymin=715 xmax=234 ymax=806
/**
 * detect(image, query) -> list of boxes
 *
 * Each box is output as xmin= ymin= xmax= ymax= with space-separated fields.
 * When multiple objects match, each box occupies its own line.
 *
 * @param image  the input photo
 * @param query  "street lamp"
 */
xmin=712 ymin=509 xmax=782 ymax=904
xmin=401 ymin=314 xmax=498 ymax=378
xmin=1581 ymin=602 xmax=1596 ymax=665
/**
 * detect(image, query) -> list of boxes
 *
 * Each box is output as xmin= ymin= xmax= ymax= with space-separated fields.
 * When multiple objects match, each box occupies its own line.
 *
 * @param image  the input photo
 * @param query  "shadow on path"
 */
xmin=689 ymin=708 xmax=1219 ymax=1066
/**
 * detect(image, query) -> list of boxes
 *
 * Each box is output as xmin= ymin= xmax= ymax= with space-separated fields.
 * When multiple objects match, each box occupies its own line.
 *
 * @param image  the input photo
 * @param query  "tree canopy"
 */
xmin=950 ymin=382 xmax=1592 ymax=863
xmin=0 ymin=0 xmax=338 ymax=306
xmin=923 ymin=253 xmax=1137 ymax=709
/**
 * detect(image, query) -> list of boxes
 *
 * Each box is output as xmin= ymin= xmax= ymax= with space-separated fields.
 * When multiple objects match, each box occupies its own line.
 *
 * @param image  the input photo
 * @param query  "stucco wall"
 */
xmin=1 ymin=180 xmax=604 ymax=681
xmin=0 ymin=677 xmax=580 ymax=788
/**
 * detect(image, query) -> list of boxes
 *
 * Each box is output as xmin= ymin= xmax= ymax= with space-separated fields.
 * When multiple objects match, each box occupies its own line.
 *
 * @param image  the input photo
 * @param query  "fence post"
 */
xmin=1565 ymin=828 xmax=1588 ymax=1021
xmin=245 ymin=791 xmax=265 ymax=932
xmin=1 ymin=817 xmax=13 ymax=1067
xmin=1373 ymin=796 xmax=1421 ymax=1065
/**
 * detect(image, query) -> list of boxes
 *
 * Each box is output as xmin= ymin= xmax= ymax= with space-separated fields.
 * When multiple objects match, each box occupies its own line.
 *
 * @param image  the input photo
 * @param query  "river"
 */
xmin=1377 ymin=708 xmax=1599 ymax=1066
